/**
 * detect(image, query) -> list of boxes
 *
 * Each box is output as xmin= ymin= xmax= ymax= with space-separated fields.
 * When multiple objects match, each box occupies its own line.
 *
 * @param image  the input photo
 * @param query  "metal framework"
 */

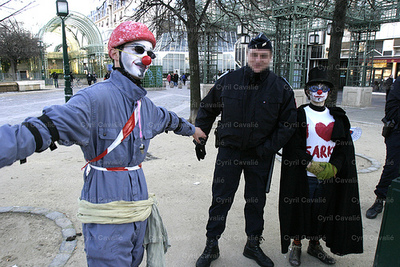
xmin=37 ymin=12 xmax=105 ymax=78
xmin=200 ymin=29 xmax=219 ymax=84
xmin=273 ymin=17 xmax=310 ymax=89
xmin=221 ymin=0 xmax=400 ymax=88
xmin=269 ymin=0 xmax=400 ymax=88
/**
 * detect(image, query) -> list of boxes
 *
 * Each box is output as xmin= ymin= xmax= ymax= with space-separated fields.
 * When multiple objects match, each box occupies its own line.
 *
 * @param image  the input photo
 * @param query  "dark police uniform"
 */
xmin=375 ymin=76 xmax=400 ymax=198
xmin=195 ymin=65 xmax=297 ymax=240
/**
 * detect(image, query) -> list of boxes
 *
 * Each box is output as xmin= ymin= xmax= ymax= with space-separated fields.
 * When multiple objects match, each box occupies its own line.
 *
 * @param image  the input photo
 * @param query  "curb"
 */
xmin=0 ymin=206 xmax=77 ymax=267
xmin=356 ymin=153 xmax=382 ymax=174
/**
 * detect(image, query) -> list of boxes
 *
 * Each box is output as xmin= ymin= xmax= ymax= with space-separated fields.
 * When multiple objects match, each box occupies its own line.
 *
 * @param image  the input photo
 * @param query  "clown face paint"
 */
xmin=121 ymin=40 xmax=154 ymax=79
xmin=307 ymin=83 xmax=330 ymax=106
xmin=308 ymin=89 xmax=328 ymax=105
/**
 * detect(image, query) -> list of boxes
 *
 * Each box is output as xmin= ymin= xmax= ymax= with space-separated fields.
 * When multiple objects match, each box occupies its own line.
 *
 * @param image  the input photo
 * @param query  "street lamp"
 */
xmin=56 ymin=0 xmax=72 ymax=102
xmin=236 ymin=23 xmax=250 ymax=68
xmin=37 ymin=40 xmax=45 ymax=80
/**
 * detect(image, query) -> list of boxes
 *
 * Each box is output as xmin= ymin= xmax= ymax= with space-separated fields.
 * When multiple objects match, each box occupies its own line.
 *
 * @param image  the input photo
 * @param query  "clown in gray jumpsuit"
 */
xmin=0 ymin=21 xmax=206 ymax=266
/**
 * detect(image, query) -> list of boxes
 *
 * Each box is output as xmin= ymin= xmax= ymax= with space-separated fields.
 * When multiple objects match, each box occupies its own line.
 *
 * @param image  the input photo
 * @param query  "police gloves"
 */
xmin=194 ymin=138 xmax=206 ymax=161
xmin=256 ymin=144 xmax=274 ymax=161
xmin=307 ymin=161 xmax=337 ymax=180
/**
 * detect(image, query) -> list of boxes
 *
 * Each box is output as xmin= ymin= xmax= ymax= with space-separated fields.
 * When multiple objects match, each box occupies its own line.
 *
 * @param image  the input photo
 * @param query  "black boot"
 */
xmin=196 ymin=238 xmax=220 ymax=267
xmin=288 ymin=242 xmax=302 ymax=266
xmin=366 ymin=198 xmax=385 ymax=219
xmin=243 ymin=237 xmax=274 ymax=267
xmin=307 ymin=241 xmax=336 ymax=265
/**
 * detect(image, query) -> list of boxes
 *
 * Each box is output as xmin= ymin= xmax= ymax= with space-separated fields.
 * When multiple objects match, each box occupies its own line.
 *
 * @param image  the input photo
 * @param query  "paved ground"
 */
xmin=0 ymin=83 xmax=390 ymax=266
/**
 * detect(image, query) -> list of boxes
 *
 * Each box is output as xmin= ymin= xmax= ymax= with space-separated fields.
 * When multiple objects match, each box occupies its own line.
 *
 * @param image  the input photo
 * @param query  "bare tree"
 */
xmin=133 ymin=0 xmax=214 ymax=123
xmin=326 ymin=0 xmax=349 ymax=107
xmin=0 ymin=1 xmax=35 ymax=23
xmin=0 ymin=20 xmax=40 ymax=80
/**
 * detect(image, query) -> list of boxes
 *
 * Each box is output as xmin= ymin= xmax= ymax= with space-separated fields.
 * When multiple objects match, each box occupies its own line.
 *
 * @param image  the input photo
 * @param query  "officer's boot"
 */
xmin=243 ymin=236 xmax=274 ymax=267
xmin=366 ymin=197 xmax=385 ymax=219
xmin=196 ymin=238 xmax=219 ymax=267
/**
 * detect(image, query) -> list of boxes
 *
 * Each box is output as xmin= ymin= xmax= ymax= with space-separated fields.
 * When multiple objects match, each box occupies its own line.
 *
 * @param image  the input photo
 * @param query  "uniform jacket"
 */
xmin=195 ymin=66 xmax=297 ymax=154
xmin=0 ymin=70 xmax=195 ymax=204
xmin=279 ymin=104 xmax=363 ymax=255
xmin=385 ymin=76 xmax=400 ymax=125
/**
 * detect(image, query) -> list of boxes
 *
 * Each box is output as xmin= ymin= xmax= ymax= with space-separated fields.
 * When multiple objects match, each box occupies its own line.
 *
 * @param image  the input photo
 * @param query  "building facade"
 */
xmin=309 ymin=21 xmax=400 ymax=89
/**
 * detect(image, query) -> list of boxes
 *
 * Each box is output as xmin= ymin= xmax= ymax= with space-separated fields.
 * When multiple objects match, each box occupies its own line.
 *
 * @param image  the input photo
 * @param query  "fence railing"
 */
xmin=0 ymin=72 xmax=44 ymax=82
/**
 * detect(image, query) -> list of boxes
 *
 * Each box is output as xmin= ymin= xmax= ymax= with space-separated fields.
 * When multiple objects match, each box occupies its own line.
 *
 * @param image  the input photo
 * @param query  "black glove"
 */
xmin=256 ymin=144 xmax=274 ymax=161
xmin=194 ymin=138 xmax=206 ymax=161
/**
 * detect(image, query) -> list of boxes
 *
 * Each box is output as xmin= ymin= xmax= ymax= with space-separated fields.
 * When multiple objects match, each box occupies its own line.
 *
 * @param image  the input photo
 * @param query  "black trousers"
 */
xmin=308 ymin=176 xmax=326 ymax=239
xmin=375 ymin=130 xmax=400 ymax=199
xmin=206 ymin=146 xmax=272 ymax=239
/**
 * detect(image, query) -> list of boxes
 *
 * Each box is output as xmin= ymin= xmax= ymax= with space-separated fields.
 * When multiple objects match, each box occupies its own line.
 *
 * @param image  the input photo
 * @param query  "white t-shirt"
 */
xmin=304 ymin=106 xmax=336 ymax=177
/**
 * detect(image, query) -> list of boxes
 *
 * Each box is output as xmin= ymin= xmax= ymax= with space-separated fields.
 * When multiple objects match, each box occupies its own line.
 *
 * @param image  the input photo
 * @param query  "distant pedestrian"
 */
xmin=69 ymin=72 xmax=74 ymax=84
xmin=93 ymin=72 xmax=97 ymax=83
xmin=172 ymin=71 xmax=179 ymax=87
xmin=181 ymin=73 xmax=187 ymax=85
xmin=51 ymin=72 xmax=59 ymax=88
xmin=104 ymin=70 xmax=111 ymax=80
xmin=86 ymin=72 xmax=93 ymax=85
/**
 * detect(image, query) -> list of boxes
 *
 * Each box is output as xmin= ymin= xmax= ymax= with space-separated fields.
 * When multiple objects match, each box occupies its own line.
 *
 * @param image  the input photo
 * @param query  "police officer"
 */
xmin=366 ymin=76 xmax=400 ymax=219
xmin=193 ymin=33 xmax=297 ymax=267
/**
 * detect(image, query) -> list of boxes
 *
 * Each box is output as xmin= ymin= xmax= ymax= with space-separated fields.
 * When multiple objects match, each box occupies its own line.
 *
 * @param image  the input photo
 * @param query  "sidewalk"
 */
xmin=0 ymin=95 xmax=388 ymax=266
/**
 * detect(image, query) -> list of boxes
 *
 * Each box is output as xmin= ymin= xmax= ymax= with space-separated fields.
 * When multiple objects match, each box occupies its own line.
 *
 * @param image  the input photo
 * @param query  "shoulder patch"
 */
xmin=217 ymin=69 xmax=234 ymax=80
xmin=279 ymin=76 xmax=293 ymax=91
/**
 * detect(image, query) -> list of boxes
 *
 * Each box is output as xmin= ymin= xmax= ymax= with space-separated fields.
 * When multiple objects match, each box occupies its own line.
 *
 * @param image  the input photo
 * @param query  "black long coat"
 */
xmin=279 ymin=104 xmax=363 ymax=255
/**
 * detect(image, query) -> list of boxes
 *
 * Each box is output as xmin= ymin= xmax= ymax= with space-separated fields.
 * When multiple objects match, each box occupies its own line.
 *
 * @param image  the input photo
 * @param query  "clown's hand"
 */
xmin=306 ymin=161 xmax=325 ymax=176
xmin=316 ymin=162 xmax=337 ymax=180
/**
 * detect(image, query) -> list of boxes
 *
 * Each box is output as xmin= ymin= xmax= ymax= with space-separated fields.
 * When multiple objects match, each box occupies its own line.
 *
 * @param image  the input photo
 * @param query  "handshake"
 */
xmin=307 ymin=161 xmax=337 ymax=180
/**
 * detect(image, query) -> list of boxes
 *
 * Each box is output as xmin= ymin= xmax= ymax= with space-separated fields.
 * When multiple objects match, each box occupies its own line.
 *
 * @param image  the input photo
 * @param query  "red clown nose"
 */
xmin=142 ymin=56 xmax=152 ymax=66
xmin=317 ymin=89 xmax=323 ymax=95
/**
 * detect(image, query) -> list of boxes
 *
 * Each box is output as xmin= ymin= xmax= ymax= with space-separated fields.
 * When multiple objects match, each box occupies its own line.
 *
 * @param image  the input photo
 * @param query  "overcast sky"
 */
xmin=1 ymin=0 xmax=100 ymax=34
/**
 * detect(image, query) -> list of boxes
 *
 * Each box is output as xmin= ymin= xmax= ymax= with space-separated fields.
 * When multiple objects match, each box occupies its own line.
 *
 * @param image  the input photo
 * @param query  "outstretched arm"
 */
xmin=0 ymin=92 xmax=91 ymax=168
xmin=144 ymin=97 xmax=197 ymax=137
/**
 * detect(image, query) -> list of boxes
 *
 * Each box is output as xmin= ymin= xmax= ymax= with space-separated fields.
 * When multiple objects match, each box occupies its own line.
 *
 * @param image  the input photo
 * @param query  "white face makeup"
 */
xmin=307 ymin=83 xmax=330 ymax=105
xmin=309 ymin=90 xmax=328 ymax=104
xmin=120 ymin=40 xmax=154 ymax=79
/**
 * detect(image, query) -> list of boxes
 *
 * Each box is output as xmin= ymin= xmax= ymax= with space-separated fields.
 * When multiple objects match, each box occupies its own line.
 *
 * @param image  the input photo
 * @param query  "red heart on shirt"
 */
xmin=315 ymin=122 xmax=334 ymax=141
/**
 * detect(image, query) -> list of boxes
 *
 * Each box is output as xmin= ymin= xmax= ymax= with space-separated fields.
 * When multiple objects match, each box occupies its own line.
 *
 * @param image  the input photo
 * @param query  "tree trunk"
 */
xmin=185 ymin=0 xmax=201 ymax=123
xmin=10 ymin=60 xmax=17 ymax=81
xmin=326 ymin=0 xmax=348 ymax=107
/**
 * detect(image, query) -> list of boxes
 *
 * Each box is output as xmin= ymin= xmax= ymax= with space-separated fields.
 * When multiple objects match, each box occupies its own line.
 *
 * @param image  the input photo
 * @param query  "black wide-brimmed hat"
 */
xmin=306 ymin=66 xmax=334 ymax=88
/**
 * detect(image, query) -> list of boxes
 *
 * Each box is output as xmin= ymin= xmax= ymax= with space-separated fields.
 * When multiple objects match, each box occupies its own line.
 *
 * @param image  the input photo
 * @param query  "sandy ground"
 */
xmin=0 ymin=119 xmax=387 ymax=267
